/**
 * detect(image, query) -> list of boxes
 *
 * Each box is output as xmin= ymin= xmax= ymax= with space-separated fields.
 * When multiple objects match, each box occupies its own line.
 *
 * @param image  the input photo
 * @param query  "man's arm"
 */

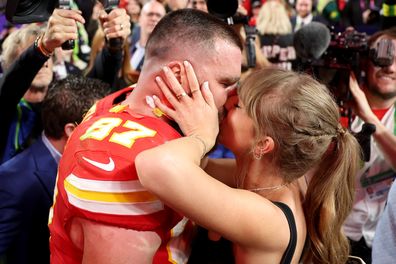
xmin=0 ymin=45 xmax=49 ymax=156
xmin=69 ymin=217 xmax=161 ymax=264
xmin=0 ymin=45 xmax=48 ymax=115
xmin=86 ymin=8 xmax=131 ymax=88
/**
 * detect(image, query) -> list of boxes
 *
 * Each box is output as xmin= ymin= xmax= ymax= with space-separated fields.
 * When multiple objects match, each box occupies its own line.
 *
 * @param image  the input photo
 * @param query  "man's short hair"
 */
xmin=368 ymin=27 xmax=396 ymax=47
xmin=145 ymin=8 xmax=243 ymax=60
xmin=41 ymin=75 xmax=110 ymax=139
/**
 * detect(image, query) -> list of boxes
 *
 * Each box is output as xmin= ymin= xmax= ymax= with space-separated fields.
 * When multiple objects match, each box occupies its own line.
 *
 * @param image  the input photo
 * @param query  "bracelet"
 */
xmin=34 ymin=34 xmax=53 ymax=58
xmin=189 ymin=135 xmax=208 ymax=159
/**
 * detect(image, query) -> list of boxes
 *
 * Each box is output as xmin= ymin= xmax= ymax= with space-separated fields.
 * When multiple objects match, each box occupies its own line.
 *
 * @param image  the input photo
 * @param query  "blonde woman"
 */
xmin=136 ymin=66 xmax=361 ymax=263
xmin=256 ymin=0 xmax=296 ymax=70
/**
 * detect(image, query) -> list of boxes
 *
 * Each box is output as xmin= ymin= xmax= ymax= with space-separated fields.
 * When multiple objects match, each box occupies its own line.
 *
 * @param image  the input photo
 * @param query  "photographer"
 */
xmin=343 ymin=27 xmax=396 ymax=264
xmin=0 ymin=7 xmax=130 ymax=163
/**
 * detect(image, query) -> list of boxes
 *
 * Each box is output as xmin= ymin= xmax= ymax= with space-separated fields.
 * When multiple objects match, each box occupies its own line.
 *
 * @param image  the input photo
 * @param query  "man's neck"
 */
xmin=42 ymin=133 xmax=64 ymax=164
xmin=122 ymin=85 xmax=160 ymax=118
xmin=47 ymin=136 xmax=66 ymax=154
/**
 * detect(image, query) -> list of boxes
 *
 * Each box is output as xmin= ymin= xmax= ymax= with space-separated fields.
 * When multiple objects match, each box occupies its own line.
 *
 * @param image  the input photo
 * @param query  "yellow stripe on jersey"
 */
xmin=65 ymin=181 xmax=158 ymax=203
xmin=109 ymin=104 xmax=128 ymax=113
xmin=64 ymin=179 xmax=158 ymax=203
xmin=64 ymin=174 xmax=164 ymax=215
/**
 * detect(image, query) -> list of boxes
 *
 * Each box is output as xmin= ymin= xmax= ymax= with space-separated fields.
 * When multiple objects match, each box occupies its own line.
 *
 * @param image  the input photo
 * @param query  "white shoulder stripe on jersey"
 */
xmin=67 ymin=192 xmax=164 ymax=215
xmin=66 ymin=174 xmax=146 ymax=193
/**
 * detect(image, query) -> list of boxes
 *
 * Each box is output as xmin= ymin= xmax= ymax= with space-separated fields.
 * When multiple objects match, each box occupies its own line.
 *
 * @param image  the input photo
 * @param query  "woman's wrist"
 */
xmin=189 ymin=135 xmax=211 ymax=159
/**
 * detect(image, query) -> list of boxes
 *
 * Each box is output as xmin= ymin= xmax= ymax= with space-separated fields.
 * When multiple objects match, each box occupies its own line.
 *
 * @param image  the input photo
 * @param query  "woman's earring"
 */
xmin=253 ymin=148 xmax=264 ymax=160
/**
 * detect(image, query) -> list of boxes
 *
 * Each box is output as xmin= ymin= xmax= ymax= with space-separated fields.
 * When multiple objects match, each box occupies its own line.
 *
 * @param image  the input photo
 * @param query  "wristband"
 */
xmin=34 ymin=34 xmax=53 ymax=58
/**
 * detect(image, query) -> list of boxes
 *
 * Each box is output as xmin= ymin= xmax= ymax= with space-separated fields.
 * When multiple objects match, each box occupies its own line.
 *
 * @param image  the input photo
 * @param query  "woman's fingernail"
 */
xmin=163 ymin=66 xmax=168 ymax=72
xmin=183 ymin=61 xmax=189 ymax=67
xmin=155 ymin=76 xmax=161 ymax=82
xmin=152 ymin=95 xmax=158 ymax=100
xmin=203 ymin=81 xmax=209 ymax=89
xmin=145 ymin=96 xmax=155 ymax=109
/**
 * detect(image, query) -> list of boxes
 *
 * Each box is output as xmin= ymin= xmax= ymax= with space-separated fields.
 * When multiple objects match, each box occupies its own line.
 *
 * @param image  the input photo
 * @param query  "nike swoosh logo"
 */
xmin=82 ymin=156 xmax=115 ymax=172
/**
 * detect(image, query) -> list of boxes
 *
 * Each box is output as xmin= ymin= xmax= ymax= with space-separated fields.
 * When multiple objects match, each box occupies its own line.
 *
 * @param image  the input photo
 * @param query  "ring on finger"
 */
xmin=176 ymin=92 xmax=187 ymax=100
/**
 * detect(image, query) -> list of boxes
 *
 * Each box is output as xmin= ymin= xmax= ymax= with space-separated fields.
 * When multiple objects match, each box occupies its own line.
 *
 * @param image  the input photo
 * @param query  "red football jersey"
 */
xmin=49 ymin=87 xmax=193 ymax=263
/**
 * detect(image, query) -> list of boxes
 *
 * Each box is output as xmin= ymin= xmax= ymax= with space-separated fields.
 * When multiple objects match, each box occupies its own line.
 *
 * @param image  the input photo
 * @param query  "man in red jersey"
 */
xmin=49 ymin=9 xmax=242 ymax=264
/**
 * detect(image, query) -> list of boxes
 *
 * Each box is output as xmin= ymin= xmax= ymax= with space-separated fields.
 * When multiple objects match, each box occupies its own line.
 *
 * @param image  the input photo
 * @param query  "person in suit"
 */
xmin=129 ymin=0 xmax=166 ymax=73
xmin=290 ymin=0 xmax=327 ymax=32
xmin=0 ymin=75 xmax=110 ymax=264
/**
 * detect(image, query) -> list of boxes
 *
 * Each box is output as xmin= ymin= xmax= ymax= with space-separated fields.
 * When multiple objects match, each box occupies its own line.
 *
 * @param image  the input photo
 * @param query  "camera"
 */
xmin=294 ymin=25 xmax=394 ymax=161
xmin=297 ymin=27 xmax=394 ymax=125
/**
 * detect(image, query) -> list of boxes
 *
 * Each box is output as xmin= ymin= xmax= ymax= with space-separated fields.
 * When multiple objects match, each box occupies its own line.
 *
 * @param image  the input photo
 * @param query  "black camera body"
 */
xmin=5 ymin=0 xmax=118 ymax=24
xmin=315 ymin=29 xmax=394 ymax=72
xmin=306 ymin=28 xmax=394 ymax=123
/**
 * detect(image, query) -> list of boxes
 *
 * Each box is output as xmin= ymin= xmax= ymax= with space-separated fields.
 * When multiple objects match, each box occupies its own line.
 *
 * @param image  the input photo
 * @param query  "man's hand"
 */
xmin=349 ymin=72 xmax=378 ymax=123
xmin=99 ymin=8 xmax=131 ymax=43
xmin=42 ymin=9 xmax=85 ymax=53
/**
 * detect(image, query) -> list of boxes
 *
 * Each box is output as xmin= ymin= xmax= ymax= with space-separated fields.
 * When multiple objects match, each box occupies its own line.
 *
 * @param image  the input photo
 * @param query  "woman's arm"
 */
xmin=136 ymin=136 xmax=287 ymax=249
xmin=136 ymin=61 xmax=289 ymax=249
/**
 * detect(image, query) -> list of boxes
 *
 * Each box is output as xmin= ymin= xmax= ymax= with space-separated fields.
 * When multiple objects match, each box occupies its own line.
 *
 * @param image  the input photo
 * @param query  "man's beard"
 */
xmin=368 ymin=84 xmax=396 ymax=100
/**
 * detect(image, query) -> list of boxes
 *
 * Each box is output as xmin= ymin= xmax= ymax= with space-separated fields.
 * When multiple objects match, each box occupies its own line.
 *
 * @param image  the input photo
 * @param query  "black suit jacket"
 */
xmin=0 ymin=137 xmax=57 ymax=264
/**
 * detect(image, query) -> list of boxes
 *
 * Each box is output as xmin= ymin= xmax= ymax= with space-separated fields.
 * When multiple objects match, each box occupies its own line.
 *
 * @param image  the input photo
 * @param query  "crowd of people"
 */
xmin=0 ymin=0 xmax=395 ymax=264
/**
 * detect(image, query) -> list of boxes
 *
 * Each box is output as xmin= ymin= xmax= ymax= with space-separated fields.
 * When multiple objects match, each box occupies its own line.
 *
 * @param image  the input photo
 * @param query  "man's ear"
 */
xmin=64 ymin=123 xmax=77 ymax=139
xmin=166 ymin=61 xmax=188 ymax=90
